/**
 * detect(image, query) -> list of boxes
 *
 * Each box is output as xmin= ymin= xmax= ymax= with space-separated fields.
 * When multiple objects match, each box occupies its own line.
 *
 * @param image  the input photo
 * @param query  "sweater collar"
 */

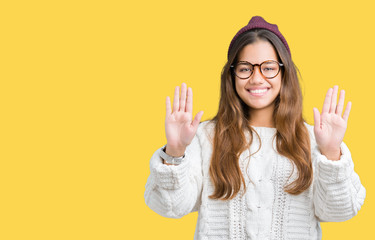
xmin=250 ymin=125 xmax=277 ymax=138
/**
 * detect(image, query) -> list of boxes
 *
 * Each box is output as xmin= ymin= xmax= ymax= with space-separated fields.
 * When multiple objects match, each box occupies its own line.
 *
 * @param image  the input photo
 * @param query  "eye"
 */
xmin=237 ymin=64 xmax=253 ymax=72
xmin=239 ymin=67 xmax=251 ymax=72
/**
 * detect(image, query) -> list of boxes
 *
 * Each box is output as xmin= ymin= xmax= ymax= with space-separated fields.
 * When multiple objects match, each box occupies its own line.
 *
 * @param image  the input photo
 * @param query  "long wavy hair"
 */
xmin=208 ymin=29 xmax=312 ymax=200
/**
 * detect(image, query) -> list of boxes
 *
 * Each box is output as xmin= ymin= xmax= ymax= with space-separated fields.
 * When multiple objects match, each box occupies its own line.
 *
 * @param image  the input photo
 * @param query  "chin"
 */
xmin=247 ymin=101 xmax=275 ymax=111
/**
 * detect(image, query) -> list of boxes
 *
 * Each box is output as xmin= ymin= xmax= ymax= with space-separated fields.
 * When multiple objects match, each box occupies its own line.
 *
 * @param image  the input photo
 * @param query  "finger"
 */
xmin=179 ymin=83 xmax=187 ymax=112
xmin=322 ymin=88 xmax=333 ymax=114
xmin=172 ymin=86 xmax=179 ymax=113
xmin=313 ymin=107 xmax=321 ymax=129
xmin=329 ymin=85 xmax=338 ymax=113
xmin=191 ymin=111 xmax=204 ymax=130
xmin=186 ymin=87 xmax=193 ymax=114
xmin=166 ymin=96 xmax=171 ymax=116
xmin=343 ymin=101 xmax=352 ymax=123
xmin=336 ymin=89 xmax=345 ymax=116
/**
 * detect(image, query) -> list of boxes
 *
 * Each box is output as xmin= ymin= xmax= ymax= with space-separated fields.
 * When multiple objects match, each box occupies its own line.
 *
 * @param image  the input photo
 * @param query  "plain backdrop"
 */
xmin=0 ymin=0 xmax=373 ymax=239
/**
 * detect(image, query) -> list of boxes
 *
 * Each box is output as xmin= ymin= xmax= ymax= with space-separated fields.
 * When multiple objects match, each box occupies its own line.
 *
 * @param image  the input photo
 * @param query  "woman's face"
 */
xmin=234 ymin=40 xmax=282 ymax=114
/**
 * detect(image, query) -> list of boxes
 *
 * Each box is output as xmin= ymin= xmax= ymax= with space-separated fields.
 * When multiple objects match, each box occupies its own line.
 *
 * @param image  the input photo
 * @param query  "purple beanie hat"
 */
xmin=228 ymin=16 xmax=291 ymax=59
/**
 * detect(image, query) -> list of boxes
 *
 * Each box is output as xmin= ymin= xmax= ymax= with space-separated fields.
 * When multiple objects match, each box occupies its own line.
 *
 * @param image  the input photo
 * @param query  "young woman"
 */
xmin=144 ymin=16 xmax=366 ymax=239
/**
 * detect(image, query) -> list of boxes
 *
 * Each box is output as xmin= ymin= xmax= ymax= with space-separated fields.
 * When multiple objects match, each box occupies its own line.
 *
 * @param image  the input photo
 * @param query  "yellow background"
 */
xmin=0 ymin=0 xmax=373 ymax=239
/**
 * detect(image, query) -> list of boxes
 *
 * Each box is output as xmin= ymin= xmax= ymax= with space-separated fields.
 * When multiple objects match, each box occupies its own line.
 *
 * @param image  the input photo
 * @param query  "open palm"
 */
xmin=313 ymin=85 xmax=351 ymax=159
xmin=165 ymin=83 xmax=204 ymax=155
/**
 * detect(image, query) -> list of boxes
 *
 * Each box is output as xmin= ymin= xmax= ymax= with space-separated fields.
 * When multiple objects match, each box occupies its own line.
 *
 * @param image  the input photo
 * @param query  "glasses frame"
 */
xmin=230 ymin=60 xmax=284 ymax=79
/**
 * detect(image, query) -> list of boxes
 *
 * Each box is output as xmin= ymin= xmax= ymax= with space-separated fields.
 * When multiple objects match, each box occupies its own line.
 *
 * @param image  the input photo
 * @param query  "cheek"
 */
xmin=235 ymin=79 xmax=245 ymax=92
xmin=273 ymin=78 xmax=282 ymax=93
xmin=234 ymin=80 xmax=240 ymax=94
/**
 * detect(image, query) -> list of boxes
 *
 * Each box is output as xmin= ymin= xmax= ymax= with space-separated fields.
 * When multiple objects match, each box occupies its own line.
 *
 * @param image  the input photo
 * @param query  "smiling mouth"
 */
xmin=247 ymin=88 xmax=269 ymax=96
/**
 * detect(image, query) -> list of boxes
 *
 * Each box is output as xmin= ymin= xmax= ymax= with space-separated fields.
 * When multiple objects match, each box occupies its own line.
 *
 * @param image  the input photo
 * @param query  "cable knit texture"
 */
xmin=144 ymin=120 xmax=366 ymax=239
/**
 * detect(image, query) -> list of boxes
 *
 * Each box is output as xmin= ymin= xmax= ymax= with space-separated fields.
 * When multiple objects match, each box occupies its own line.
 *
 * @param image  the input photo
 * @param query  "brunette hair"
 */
xmin=208 ymin=29 xmax=312 ymax=200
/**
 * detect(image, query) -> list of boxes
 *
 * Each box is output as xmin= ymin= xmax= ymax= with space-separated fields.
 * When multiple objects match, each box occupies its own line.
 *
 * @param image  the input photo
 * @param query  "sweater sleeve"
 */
xmin=305 ymin=123 xmax=366 ymax=222
xmin=144 ymin=123 xmax=205 ymax=219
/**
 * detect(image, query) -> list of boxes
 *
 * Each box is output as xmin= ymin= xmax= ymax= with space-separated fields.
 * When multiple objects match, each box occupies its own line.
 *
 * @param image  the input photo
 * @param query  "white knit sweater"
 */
xmin=144 ymin=120 xmax=366 ymax=240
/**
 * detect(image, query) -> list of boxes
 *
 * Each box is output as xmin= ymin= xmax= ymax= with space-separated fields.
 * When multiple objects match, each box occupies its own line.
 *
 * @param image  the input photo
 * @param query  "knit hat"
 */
xmin=228 ymin=16 xmax=291 ymax=59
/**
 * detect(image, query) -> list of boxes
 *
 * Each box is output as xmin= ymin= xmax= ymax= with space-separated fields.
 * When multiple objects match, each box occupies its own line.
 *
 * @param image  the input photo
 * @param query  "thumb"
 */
xmin=313 ymin=108 xmax=321 ymax=130
xmin=191 ymin=111 xmax=204 ymax=130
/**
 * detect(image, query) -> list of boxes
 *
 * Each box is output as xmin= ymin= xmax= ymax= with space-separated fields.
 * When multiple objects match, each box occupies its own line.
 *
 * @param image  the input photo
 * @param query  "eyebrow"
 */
xmin=238 ymin=60 xmax=277 ymax=64
xmin=238 ymin=61 xmax=251 ymax=64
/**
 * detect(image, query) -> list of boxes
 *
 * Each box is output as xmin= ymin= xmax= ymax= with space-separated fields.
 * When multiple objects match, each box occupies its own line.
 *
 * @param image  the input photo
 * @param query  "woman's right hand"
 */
xmin=165 ymin=83 xmax=204 ymax=157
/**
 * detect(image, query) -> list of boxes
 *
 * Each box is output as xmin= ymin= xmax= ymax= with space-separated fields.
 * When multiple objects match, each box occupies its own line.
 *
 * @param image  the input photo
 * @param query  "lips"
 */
xmin=247 ymin=88 xmax=269 ymax=96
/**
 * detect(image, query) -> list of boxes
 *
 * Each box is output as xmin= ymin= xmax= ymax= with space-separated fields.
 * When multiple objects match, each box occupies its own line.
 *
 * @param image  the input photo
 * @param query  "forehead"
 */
xmin=237 ymin=40 xmax=278 ymax=64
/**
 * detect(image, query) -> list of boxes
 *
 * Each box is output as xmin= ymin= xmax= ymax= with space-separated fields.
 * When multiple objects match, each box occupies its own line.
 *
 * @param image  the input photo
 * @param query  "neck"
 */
xmin=248 ymin=105 xmax=275 ymax=128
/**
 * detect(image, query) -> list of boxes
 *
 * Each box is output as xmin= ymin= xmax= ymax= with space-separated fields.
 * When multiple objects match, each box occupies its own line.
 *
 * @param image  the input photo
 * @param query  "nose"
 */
xmin=249 ymin=65 xmax=265 ymax=84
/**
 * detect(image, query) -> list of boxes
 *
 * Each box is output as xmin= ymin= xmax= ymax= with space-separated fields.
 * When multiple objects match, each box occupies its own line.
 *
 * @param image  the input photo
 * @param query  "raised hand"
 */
xmin=313 ymin=85 xmax=352 ymax=161
xmin=165 ymin=83 xmax=204 ymax=157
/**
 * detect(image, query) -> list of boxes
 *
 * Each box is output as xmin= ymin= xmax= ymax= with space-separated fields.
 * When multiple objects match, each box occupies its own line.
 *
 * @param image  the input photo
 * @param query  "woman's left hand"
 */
xmin=313 ymin=85 xmax=352 ymax=161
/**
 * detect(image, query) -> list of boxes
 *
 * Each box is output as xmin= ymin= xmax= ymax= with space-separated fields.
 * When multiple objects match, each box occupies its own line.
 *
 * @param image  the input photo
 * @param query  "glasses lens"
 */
xmin=235 ymin=63 xmax=253 ymax=79
xmin=261 ymin=61 xmax=280 ymax=78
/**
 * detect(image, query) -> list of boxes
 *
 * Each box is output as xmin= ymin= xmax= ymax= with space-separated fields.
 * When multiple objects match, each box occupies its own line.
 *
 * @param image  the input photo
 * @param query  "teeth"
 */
xmin=250 ymin=89 xmax=268 ymax=94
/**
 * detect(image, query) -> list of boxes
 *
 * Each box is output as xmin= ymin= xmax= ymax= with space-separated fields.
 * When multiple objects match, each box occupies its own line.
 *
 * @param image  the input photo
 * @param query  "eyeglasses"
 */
xmin=230 ymin=60 xmax=284 ymax=79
